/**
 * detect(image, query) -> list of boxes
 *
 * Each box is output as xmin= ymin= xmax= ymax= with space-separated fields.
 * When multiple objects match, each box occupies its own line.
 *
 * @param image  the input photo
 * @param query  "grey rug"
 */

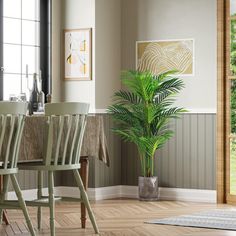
xmin=147 ymin=209 xmax=236 ymax=231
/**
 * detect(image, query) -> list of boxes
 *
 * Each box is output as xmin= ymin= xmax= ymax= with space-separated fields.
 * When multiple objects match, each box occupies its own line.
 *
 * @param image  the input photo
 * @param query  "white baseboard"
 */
xmin=114 ymin=186 xmax=216 ymax=203
xmin=7 ymin=185 xmax=216 ymax=203
xmin=159 ymin=187 xmax=216 ymax=203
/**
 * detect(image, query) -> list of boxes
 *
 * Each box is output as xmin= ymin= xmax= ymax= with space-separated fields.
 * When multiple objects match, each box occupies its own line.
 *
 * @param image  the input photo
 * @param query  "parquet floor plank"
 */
xmin=0 ymin=200 xmax=235 ymax=235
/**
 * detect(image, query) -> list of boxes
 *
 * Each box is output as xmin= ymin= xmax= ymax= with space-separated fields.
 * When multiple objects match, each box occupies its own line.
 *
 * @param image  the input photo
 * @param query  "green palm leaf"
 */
xmin=107 ymin=70 xmax=186 ymax=177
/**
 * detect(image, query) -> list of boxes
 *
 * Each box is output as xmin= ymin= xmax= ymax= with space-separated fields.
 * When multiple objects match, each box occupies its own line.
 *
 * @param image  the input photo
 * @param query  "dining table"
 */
xmin=2 ymin=114 xmax=110 ymax=228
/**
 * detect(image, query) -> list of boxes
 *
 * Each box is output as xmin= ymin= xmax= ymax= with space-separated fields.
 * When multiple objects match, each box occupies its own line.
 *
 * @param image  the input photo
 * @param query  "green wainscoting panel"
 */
xmin=10 ymin=113 xmax=216 ymax=190
xmin=121 ymin=114 xmax=216 ymax=190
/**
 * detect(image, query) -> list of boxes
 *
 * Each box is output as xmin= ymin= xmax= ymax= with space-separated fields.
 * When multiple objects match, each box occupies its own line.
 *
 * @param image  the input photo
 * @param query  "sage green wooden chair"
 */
xmin=18 ymin=102 xmax=99 ymax=236
xmin=0 ymin=102 xmax=36 ymax=236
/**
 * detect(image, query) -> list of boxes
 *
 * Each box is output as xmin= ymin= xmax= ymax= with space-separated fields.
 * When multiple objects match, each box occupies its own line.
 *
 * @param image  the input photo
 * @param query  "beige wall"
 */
xmin=52 ymin=0 xmax=121 ymax=111
xmin=121 ymin=0 xmax=217 ymax=112
xmin=95 ymin=0 xmax=121 ymax=110
xmin=52 ymin=0 xmax=217 ymax=112
xmin=61 ymin=0 xmax=96 ymax=112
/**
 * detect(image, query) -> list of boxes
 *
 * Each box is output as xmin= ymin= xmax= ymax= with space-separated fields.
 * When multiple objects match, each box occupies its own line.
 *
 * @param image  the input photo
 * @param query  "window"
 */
xmin=0 ymin=0 xmax=51 ymax=101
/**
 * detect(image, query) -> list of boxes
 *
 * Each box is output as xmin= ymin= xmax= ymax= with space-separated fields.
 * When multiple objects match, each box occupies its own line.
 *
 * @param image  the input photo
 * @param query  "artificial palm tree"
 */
xmin=108 ymin=70 xmax=185 ymax=178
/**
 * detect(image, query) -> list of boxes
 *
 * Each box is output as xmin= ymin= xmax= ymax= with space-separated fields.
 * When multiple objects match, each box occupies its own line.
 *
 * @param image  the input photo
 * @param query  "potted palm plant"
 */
xmin=107 ymin=70 xmax=185 ymax=201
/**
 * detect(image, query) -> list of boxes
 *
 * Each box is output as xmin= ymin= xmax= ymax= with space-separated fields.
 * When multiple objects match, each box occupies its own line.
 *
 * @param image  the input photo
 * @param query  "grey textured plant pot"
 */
xmin=138 ymin=176 xmax=159 ymax=201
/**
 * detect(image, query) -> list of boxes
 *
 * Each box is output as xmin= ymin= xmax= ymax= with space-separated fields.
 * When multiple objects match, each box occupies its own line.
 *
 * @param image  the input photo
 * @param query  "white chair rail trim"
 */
xmin=94 ymin=109 xmax=217 ymax=114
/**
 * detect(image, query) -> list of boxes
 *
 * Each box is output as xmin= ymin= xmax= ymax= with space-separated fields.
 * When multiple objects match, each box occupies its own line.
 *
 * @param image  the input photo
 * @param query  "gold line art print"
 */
xmin=64 ymin=28 xmax=92 ymax=80
xmin=136 ymin=39 xmax=194 ymax=76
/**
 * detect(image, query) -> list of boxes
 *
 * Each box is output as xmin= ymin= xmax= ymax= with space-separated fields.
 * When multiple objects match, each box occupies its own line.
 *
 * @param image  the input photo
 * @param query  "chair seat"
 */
xmin=18 ymin=160 xmax=80 ymax=171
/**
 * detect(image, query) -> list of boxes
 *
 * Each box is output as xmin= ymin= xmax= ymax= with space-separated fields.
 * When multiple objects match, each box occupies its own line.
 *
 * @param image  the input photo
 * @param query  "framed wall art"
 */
xmin=136 ymin=39 xmax=194 ymax=76
xmin=64 ymin=28 xmax=92 ymax=80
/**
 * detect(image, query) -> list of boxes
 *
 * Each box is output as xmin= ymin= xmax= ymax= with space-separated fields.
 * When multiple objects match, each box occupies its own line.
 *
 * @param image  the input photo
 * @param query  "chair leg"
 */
xmin=48 ymin=171 xmax=55 ymax=236
xmin=37 ymin=171 xmax=43 ymax=230
xmin=11 ymin=174 xmax=36 ymax=236
xmin=73 ymin=169 xmax=99 ymax=234
xmin=0 ymin=175 xmax=10 ymax=224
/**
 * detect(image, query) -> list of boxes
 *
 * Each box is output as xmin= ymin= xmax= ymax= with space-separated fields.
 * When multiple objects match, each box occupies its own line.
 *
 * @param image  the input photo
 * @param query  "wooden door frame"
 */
xmin=216 ymin=0 xmax=236 ymax=203
xmin=217 ymin=0 xmax=227 ymax=204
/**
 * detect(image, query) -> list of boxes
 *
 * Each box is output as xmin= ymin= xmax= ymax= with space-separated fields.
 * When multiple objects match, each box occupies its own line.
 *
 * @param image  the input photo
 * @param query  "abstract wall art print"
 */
xmin=64 ymin=28 xmax=92 ymax=80
xmin=136 ymin=39 xmax=194 ymax=76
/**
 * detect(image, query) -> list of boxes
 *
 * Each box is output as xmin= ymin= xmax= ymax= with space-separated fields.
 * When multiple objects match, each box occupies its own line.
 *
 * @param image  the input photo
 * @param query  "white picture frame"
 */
xmin=64 ymin=28 xmax=92 ymax=80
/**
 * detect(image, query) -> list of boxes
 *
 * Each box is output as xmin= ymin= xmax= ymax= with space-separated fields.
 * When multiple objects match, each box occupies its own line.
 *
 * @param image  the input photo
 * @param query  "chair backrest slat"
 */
xmin=0 ymin=102 xmax=27 ymax=170
xmin=44 ymin=102 xmax=89 ymax=167
xmin=69 ymin=115 xmax=80 ymax=164
xmin=4 ymin=115 xmax=16 ymax=169
xmin=54 ymin=115 xmax=64 ymax=165
xmin=45 ymin=116 xmax=53 ymax=166
xmin=75 ymin=115 xmax=87 ymax=164
xmin=11 ymin=115 xmax=24 ymax=168
xmin=61 ymin=115 xmax=72 ymax=165
xmin=0 ymin=115 xmax=7 ymax=156
xmin=13 ymin=115 xmax=25 ymax=167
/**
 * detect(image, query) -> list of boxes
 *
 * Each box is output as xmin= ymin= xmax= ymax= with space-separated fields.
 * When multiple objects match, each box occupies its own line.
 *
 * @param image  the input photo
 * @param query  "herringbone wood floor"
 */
xmin=0 ymin=199 xmax=236 ymax=236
